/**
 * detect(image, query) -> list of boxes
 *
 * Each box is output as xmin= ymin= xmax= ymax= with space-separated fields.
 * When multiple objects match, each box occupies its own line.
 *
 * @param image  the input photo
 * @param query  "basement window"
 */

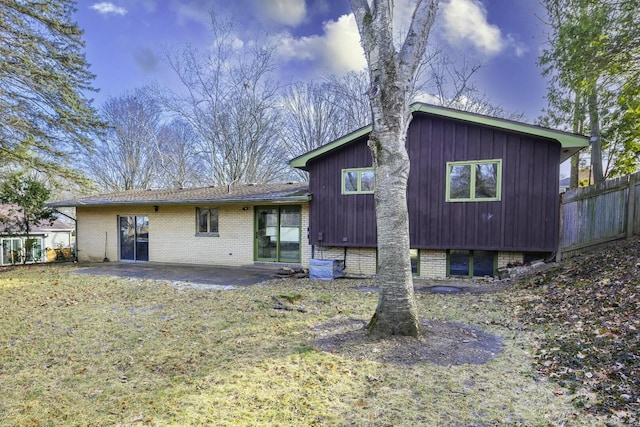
xmin=448 ymin=250 xmax=495 ymax=277
xmin=411 ymin=249 xmax=419 ymax=276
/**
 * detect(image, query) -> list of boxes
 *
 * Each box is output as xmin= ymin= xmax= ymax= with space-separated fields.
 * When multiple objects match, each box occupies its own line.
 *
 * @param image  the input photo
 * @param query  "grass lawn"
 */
xmin=0 ymin=264 xmax=609 ymax=426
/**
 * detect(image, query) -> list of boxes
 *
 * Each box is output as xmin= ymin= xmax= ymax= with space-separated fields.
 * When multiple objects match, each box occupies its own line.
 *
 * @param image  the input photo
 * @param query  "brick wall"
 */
xmin=300 ymin=204 xmax=311 ymax=267
xmin=497 ymin=251 xmax=524 ymax=269
xmin=310 ymin=247 xmax=451 ymax=278
xmin=75 ymin=203 xmax=520 ymax=276
xmin=419 ymin=250 xmax=447 ymax=278
xmin=152 ymin=204 xmax=254 ymax=266
xmin=312 ymin=246 xmax=377 ymax=276
xmin=76 ymin=203 xmax=311 ymax=267
xmin=76 ymin=206 xmax=121 ymax=262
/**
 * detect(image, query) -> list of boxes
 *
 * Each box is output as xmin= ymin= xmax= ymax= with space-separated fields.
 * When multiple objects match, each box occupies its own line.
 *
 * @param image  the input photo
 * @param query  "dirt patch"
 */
xmin=311 ymin=316 xmax=504 ymax=366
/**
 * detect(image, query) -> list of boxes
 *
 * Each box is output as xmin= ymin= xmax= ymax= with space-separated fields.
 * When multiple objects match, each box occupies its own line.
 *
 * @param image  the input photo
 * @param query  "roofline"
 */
xmin=0 ymin=229 xmax=73 ymax=235
xmin=289 ymin=102 xmax=590 ymax=170
xmin=290 ymin=125 xmax=372 ymax=170
xmin=48 ymin=195 xmax=311 ymax=208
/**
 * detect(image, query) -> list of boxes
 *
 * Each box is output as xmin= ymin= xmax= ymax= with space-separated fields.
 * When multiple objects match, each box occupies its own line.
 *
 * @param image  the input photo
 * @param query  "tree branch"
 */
xmin=399 ymin=0 xmax=439 ymax=78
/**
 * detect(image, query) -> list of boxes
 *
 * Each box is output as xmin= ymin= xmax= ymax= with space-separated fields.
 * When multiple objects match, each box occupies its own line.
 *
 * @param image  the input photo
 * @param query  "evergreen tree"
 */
xmin=0 ymin=1 xmax=103 ymax=179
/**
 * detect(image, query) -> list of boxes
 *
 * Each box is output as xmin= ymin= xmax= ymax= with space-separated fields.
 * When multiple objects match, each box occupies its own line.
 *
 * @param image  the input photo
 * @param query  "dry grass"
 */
xmin=0 ymin=265 xmax=609 ymax=426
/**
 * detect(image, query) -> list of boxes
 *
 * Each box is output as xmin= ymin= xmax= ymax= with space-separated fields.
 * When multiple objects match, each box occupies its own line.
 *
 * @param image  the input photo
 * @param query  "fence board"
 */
xmin=558 ymin=171 xmax=639 ymax=259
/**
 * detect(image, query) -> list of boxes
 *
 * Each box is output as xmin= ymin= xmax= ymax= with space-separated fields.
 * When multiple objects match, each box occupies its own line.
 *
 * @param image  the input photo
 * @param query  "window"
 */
xmin=342 ymin=168 xmax=375 ymax=194
xmin=196 ymin=207 xmax=219 ymax=235
xmin=410 ymin=249 xmax=419 ymax=276
xmin=448 ymin=250 xmax=495 ymax=277
xmin=1 ymin=237 xmax=44 ymax=265
xmin=446 ymin=159 xmax=502 ymax=202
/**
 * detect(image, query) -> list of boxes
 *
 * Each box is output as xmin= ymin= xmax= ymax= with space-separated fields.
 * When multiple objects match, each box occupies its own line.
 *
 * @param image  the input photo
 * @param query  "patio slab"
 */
xmin=74 ymin=262 xmax=281 ymax=287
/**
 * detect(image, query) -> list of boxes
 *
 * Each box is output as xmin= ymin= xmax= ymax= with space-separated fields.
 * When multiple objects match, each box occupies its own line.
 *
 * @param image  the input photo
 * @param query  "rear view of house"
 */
xmin=290 ymin=103 xmax=589 ymax=277
xmin=49 ymin=183 xmax=311 ymax=267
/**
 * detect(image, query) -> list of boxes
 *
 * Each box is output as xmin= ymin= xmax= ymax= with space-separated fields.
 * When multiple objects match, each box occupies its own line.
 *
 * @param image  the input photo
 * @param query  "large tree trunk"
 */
xmin=367 ymin=114 xmax=421 ymax=338
xmin=350 ymin=0 xmax=438 ymax=338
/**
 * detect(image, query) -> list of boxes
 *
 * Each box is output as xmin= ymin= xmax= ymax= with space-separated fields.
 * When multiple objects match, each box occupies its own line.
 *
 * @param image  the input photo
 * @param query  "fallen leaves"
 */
xmin=514 ymin=238 xmax=640 ymax=424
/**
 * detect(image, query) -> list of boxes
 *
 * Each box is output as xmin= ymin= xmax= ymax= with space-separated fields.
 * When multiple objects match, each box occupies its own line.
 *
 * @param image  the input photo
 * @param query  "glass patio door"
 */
xmin=1 ymin=238 xmax=21 ymax=265
xmin=255 ymin=206 xmax=301 ymax=263
xmin=119 ymin=215 xmax=149 ymax=261
xmin=0 ymin=237 xmax=43 ymax=265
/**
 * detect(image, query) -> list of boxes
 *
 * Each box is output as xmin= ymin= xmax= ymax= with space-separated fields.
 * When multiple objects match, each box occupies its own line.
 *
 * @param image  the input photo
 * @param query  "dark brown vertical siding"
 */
xmin=406 ymin=114 xmax=561 ymax=252
xmin=308 ymin=135 xmax=377 ymax=246
xmin=309 ymin=112 xmax=562 ymax=252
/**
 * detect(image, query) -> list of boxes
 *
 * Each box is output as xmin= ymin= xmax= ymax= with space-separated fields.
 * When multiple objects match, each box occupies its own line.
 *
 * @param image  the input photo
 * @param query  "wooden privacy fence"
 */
xmin=558 ymin=171 xmax=640 ymax=260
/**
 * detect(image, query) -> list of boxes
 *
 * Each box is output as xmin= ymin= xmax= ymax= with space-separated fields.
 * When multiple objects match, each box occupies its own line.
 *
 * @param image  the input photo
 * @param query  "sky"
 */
xmin=74 ymin=0 xmax=551 ymax=121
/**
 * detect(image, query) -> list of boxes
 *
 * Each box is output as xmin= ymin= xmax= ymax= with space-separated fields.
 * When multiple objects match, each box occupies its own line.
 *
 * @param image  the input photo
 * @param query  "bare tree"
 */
xmin=154 ymin=119 xmax=207 ymax=189
xmin=418 ymin=52 xmax=525 ymax=120
xmin=280 ymin=71 xmax=370 ymax=179
xmin=87 ymin=88 xmax=161 ymax=191
xmin=162 ymin=16 xmax=287 ymax=185
xmin=350 ymin=0 xmax=439 ymax=338
xmin=322 ymin=71 xmax=372 ymax=133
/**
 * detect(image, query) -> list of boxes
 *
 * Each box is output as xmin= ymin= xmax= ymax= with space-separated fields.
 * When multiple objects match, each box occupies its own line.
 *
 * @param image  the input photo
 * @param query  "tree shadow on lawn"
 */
xmin=310 ymin=317 xmax=504 ymax=366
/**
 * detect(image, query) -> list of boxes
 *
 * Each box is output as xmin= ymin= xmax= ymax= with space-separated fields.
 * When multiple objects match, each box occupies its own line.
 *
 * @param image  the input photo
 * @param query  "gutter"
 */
xmin=49 ymin=195 xmax=312 ymax=208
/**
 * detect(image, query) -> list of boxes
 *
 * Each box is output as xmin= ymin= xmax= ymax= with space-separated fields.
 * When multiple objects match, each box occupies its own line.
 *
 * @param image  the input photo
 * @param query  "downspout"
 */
xmin=343 ymin=246 xmax=348 ymax=270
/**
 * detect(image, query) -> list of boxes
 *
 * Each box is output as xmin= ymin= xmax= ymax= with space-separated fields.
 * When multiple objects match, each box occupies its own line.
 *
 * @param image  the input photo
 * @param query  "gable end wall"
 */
xmin=307 ymin=113 xmax=561 ymax=252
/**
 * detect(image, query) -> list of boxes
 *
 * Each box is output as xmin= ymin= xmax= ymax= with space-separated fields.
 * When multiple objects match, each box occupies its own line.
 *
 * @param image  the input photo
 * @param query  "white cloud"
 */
xmin=279 ymin=14 xmax=366 ymax=75
xmin=91 ymin=2 xmax=127 ymax=16
xmin=441 ymin=0 xmax=503 ymax=57
xmin=507 ymin=35 xmax=528 ymax=58
xmin=392 ymin=0 xmax=419 ymax=40
xmin=171 ymin=0 xmax=211 ymax=27
xmin=256 ymin=0 xmax=306 ymax=27
xmin=322 ymin=14 xmax=366 ymax=73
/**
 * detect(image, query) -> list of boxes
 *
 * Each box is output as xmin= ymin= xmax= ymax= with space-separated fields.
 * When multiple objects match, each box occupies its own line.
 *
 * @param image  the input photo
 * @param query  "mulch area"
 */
xmin=311 ymin=316 xmax=504 ymax=366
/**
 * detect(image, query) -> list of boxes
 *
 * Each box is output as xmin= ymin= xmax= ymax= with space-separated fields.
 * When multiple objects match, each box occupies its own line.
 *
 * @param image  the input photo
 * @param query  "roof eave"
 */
xmin=47 ymin=194 xmax=311 ymax=208
xmin=289 ymin=102 xmax=590 ymax=169
xmin=560 ymin=147 xmax=584 ymax=163
xmin=412 ymin=103 xmax=589 ymax=150
xmin=289 ymin=125 xmax=372 ymax=171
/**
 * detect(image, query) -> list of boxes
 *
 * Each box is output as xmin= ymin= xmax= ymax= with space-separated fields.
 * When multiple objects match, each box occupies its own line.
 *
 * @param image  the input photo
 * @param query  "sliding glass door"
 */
xmin=1 ymin=237 xmax=44 ymax=265
xmin=255 ymin=206 xmax=301 ymax=263
xmin=119 ymin=215 xmax=149 ymax=261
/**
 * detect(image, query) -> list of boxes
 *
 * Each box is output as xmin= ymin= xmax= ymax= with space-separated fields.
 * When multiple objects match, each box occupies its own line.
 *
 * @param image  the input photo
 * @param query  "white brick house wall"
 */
xmin=76 ymin=203 xmax=311 ymax=267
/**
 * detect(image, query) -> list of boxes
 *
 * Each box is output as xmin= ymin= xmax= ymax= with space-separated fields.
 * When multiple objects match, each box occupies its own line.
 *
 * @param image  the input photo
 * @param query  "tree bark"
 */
xmin=570 ymin=90 xmax=582 ymax=189
xmin=588 ymin=88 xmax=604 ymax=184
xmin=350 ymin=0 xmax=438 ymax=338
xmin=367 ymin=123 xmax=422 ymax=338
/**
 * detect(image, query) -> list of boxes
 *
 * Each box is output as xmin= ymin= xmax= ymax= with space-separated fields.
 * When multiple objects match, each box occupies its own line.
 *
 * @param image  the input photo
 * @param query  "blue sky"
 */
xmin=74 ymin=0 xmax=549 ymax=119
